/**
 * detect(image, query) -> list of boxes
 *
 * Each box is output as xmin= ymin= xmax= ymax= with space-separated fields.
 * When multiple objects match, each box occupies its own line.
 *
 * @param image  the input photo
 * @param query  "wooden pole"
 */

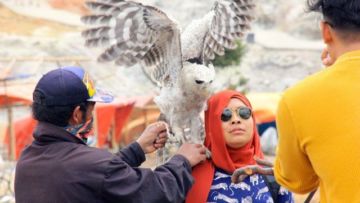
xmin=4 ymin=80 xmax=15 ymax=160
xmin=110 ymin=119 xmax=117 ymax=151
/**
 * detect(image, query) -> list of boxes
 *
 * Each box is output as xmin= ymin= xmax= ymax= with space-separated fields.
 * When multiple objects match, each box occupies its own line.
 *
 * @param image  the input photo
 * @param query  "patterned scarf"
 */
xmin=64 ymin=118 xmax=94 ymax=144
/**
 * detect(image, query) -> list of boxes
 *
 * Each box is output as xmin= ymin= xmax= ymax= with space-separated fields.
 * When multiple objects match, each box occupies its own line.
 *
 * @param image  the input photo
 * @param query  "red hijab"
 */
xmin=185 ymin=90 xmax=264 ymax=203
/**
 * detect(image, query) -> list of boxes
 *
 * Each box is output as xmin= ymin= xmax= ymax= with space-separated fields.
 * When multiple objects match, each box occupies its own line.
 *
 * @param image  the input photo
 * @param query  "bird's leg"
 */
xmin=205 ymin=147 xmax=212 ymax=159
xmin=156 ymin=122 xmax=183 ymax=163
xmin=188 ymin=117 xmax=211 ymax=159
xmin=156 ymin=146 xmax=165 ymax=166
xmin=189 ymin=116 xmax=203 ymax=144
xmin=171 ymin=125 xmax=185 ymax=145
xmin=156 ymin=113 xmax=175 ymax=165
xmin=156 ymin=114 xmax=167 ymax=165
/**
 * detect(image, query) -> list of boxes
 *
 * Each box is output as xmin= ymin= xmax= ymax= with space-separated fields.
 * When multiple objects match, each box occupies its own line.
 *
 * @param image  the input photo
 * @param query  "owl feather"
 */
xmin=82 ymin=0 xmax=255 ymax=162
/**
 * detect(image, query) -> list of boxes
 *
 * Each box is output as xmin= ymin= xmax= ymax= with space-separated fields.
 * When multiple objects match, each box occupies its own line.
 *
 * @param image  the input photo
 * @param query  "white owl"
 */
xmin=81 ymin=0 xmax=255 ymax=158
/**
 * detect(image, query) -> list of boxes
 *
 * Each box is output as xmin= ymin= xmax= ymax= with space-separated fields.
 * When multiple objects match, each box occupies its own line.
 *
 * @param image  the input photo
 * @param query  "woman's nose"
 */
xmin=231 ymin=120 xmax=241 ymax=124
xmin=231 ymin=114 xmax=241 ymax=124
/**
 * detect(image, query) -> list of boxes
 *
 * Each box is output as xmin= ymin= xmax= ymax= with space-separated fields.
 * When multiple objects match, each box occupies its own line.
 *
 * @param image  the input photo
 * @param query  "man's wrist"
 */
xmin=135 ymin=140 xmax=146 ymax=154
xmin=171 ymin=154 xmax=192 ymax=170
xmin=118 ymin=141 xmax=146 ymax=167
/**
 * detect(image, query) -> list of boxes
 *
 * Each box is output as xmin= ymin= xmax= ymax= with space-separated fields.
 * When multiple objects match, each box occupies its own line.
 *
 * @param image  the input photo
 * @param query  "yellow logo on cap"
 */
xmin=83 ymin=72 xmax=96 ymax=97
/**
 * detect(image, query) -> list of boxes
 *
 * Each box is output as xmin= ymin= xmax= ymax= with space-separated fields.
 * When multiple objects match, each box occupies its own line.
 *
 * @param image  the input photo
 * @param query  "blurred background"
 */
xmin=0 ymin=0 xmax=322 ymax=202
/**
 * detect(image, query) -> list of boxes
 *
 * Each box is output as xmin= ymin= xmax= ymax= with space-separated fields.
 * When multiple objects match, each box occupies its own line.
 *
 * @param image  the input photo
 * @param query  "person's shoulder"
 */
xmin=68 ymin=144 xmax=114 ymax=167
xmin=76 ymin=144 xmax=113 ymax=158
xmin=282 ymin=69 xmax=329 ymax=103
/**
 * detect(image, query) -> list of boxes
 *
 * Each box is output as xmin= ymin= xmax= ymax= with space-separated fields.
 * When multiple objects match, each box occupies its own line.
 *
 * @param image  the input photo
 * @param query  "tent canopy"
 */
xmin=0 ymin=82 xmax=34 ymax=107
xmin=2 ymin=97 xmax=142 ymax=159
xmin=0 ymin=94 xmax=31 ymax=106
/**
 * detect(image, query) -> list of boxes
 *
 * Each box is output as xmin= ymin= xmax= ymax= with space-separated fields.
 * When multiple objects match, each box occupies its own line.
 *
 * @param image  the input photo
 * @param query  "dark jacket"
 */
xmin=15 ymin=122 xmax=194 ymax=203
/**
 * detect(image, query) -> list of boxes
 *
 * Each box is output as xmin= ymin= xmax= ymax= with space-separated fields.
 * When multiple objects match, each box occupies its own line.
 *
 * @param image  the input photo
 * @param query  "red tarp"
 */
xmin=4 ymin=116 xmax=37 ymax=159
xmin=95 ymin=101 xmax=135 ymax=148
xmin=0 ymin=82 xmax=34 ymax=106
xmin=0 ymin=79 xmax=149 ymax=159
xmin=1 ymin=88 xmax=33 ymax=159
xmin=0 ymin=94 xmax=31 ymax=106
xmin=114 ymin=103 xmax=135 ymax=143
xmin=3 ymin=99 xmax=136 ymax=159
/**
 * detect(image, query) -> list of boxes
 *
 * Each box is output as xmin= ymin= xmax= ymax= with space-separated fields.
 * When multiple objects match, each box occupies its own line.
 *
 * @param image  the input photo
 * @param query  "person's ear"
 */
xmin=69 ymin=106 xmax=83 ymax=125
xmin=320 ymin=21 xmax=333 ymax=44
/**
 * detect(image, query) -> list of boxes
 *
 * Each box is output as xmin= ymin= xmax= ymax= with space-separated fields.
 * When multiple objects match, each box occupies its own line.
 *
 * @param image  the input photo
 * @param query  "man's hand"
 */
xmin=136 ymin=121 xmax=168 ymax=154
xmin=176 ymin=143 xmax=207 ymax=167
xmin=231 ymin=156 xmax=274 ymax=183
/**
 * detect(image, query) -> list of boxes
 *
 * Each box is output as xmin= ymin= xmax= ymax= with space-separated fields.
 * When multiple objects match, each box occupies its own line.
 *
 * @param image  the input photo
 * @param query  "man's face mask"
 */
xmin=65 ymin=118 xmax=94 ymax=145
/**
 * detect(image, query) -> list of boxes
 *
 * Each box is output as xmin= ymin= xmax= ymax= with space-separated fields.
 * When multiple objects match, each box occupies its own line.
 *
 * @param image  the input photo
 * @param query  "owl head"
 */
xmin=181 ymin=62 xmax=215 ymax=97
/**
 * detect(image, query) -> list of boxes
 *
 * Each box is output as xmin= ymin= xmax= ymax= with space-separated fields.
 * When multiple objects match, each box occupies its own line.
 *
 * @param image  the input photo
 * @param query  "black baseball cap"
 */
xmin=33 ymin=66 xmax=113 ymax=106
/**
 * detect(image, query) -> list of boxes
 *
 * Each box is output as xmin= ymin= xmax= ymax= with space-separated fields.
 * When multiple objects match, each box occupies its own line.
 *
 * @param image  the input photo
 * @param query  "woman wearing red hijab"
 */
xmin=186 ymin=90 xmax=293 ymax=203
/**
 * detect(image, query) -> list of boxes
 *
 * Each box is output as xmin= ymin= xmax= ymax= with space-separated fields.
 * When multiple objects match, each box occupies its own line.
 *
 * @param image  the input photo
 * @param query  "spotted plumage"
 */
xmin=81 ymin=0 xmax=255 ymax=160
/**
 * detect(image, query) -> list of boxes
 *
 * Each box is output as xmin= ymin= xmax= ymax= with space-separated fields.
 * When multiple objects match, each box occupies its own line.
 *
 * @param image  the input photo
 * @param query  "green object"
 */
xmin=213 ymin=40 xmax=246 ymax=67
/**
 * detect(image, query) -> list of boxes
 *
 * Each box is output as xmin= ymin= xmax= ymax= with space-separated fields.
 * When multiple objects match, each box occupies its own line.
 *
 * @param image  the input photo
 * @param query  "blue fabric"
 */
xmin=257 ymin=121 xmax=276 ymax=136
xmin=207 ymin=168 xmax=294 ymax=203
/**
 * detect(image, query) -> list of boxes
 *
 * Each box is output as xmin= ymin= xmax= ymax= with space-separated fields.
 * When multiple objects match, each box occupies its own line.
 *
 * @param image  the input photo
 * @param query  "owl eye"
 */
xmin=195 ymin=80 xmax=204 ymax=84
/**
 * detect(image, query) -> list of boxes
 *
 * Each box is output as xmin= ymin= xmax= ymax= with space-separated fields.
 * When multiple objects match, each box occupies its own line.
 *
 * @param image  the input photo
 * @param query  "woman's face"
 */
xmin=221 ymin=98 xmax=254 ymax=149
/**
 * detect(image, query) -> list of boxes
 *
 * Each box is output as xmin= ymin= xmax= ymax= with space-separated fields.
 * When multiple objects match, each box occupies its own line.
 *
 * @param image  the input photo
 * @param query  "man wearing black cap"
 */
xmin=14 ymin=66 xmax=207 ymax=203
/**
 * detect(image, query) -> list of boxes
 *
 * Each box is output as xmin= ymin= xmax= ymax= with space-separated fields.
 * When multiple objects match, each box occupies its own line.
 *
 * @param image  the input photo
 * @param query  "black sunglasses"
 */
xmin=221 ymin=107 xmax=252 ymax=122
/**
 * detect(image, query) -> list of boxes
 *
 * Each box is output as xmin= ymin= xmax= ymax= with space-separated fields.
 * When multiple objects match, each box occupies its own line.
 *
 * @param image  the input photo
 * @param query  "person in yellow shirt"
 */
xmin=274 ymin=0 xmax=360 ymax=202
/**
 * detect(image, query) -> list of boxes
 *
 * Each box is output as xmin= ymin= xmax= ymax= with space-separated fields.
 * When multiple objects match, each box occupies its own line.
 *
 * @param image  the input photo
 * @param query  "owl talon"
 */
xmin=205 ymin=148 xmax=212 ymax=159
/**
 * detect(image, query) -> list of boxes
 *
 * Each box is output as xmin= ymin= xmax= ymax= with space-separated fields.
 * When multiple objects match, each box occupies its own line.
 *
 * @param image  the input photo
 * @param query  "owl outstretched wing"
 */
xmin=81 ymin=0 xmax=182 ymax=86
xmin=182 ymin=0 xmax=255 ymax=64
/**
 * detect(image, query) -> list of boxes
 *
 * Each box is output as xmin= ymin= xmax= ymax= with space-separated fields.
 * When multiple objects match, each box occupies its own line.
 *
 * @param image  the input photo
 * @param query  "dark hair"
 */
xmin=308 ymin=0 xmax=360 ymax=39
xmin=32 ymin=91 xmax=88 ymax=127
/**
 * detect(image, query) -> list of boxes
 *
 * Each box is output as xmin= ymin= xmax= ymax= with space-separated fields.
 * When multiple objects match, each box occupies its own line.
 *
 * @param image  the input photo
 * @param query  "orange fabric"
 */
xmin=0 ymin=95 xmax=31 ymax=106
xmin=2 ymin=103 xmax=134 ymax=158
xmin=94 ymin=102 xmax=135 ymax=148
xmin=95 ymin=104 xmax=116 ymax=148
xmin=4 ymin=116 xmax=37 ymax=159
xmin=0 ymin=82 xmax=34 ymax=106
xmin=114 ymin=102 xmax=135 ymax=143
xmin=253 ymin=109 xmax=276 ymax=124
xmin=186 ymin=90 xmax=264 ymax=203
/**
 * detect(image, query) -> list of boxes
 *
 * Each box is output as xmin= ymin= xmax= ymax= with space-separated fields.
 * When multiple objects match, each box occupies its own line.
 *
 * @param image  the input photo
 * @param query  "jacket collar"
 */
xmin=33 ymin=122 xmax=86 ymax=145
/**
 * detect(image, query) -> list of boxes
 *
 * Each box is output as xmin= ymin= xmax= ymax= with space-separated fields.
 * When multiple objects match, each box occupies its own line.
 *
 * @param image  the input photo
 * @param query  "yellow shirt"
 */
xmin=274 ymin=50 xmax=360 ymax=203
